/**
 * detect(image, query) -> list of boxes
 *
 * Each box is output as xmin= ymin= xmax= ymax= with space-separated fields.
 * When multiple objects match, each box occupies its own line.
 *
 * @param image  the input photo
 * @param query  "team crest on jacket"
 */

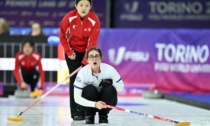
xmin=84 ymin=28 xmax=91 ymax=32
xmin=76 ymin=77 xmax=81 ymax=83
xmin=72 ymin=25 xmax=77 ymax=29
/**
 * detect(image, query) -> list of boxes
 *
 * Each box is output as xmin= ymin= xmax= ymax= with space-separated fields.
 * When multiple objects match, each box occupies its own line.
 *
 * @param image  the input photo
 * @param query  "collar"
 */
xmin=88 ymin=63 xmax=102 ymax=75
xmin=75 ymin=10 xmax=91 ymax=21
xmin=22 ymin=51 xmax=34 ymax=57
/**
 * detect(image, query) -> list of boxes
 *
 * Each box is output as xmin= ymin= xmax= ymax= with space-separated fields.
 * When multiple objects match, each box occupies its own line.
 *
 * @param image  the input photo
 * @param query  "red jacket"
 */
xmin=59 ymin=10 xmax=100 ymax=64
xmin=13 ymin=51 xmax=45 ymax=89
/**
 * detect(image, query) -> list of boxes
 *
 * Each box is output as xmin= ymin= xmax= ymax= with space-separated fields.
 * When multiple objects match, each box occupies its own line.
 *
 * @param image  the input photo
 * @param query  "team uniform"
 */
xmin=14 ymin=51 xmax=44 ymax=91
xmin=59 ymin=9 xmax=100 ymax=118
xmin=59 ymin=10 xmax=100 ymax=64
xmin=74 ymin=63 xmax=124 ymax=117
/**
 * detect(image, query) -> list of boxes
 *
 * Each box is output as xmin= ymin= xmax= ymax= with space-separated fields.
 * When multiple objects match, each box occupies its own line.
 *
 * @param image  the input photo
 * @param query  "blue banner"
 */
xmin=114 ymin=0 xmax=210 ymax=28
xmin=98 ymin=29 xmax=210 ymax=93
xmin=0 ymin=0 xmax=108 ymax=27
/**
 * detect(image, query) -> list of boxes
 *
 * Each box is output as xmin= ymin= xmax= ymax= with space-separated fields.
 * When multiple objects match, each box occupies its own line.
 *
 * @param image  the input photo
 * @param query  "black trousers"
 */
xmin=65 ymin=52 xmax=85 ymax=117
xmin=21 ymin=67 xmax=39 ymax=92
xmin=82 ymin=85 xmax=118 ymax=116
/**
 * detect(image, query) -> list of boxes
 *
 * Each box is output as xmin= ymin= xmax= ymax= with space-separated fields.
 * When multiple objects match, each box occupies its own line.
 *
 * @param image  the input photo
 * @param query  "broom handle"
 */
xmin=105 ymin=104 xmax=179 ymax=124
xmin=19 ymin=66 xmax=82 ymax=116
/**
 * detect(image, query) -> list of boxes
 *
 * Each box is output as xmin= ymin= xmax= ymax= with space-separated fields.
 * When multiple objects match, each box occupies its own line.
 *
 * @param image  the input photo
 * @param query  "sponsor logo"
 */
xmin=120 ymin=1 xmax=143 ymax=21
xmin=148 ymin=1 xmax=210 ymax=21
xmin=76 ymin=77 xmax=81 ymax=83
xmin=149 ymin=1 xmax=203 ymax=14
xmin=125 ymin=1 xmax=139 ymax=13
xmin=108 ymin=46 xmax=149 ymax=65
xmin=5 ymin=1 xmax=36 ymax=7
xmin=155 ymin=43 xmax=210 ymax=73
xmin=155 ymin=43 xmax=209 ymax=63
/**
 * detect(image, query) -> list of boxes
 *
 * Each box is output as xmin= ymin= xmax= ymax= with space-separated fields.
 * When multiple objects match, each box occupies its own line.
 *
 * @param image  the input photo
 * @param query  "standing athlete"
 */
xmin=59 ymin=0 xmax=100 ymax=120
xmin=74 ymin=47 xmax=124 ymax=124
xmin=14 ymin=39 xmax=44 ymax=97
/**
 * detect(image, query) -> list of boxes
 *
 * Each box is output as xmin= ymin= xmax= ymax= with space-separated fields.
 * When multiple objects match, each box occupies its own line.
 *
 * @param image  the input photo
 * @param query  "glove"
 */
xmin=66 ymin=50 xmax=74 ymax=57
xmin=99 ymin=79 xmax=113 ymax=88
xmin=30 ymin=89 xmax=43 ymax=98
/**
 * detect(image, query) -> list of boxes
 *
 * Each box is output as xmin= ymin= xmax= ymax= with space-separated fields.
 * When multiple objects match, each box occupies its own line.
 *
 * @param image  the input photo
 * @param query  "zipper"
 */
xmin=81 ymin=21 xmax=83 ymax=37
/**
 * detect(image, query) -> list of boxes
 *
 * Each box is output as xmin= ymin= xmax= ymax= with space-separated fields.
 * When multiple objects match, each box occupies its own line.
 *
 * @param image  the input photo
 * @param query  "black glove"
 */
xmin=77 ymin=105 xmax=85 ymax=112
xmin=99 ymin=79 xmax=113 ymax=88
xmin=80 ymin=63 xmax=85 ymax=67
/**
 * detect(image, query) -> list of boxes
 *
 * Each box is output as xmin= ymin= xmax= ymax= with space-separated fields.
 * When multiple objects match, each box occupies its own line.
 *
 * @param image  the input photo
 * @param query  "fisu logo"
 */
xmin=124 ymin=1 xmax=139 ymax=13
xmin=121 ymin=1 xmax=142 ymax=21
xmin=108 ymin=47 xmax=150 ymax=65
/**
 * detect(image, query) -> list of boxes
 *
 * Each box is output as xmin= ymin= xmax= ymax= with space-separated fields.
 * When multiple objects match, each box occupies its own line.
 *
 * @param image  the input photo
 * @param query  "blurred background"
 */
xmin=0 ymin=0 xmax=210 ymax=103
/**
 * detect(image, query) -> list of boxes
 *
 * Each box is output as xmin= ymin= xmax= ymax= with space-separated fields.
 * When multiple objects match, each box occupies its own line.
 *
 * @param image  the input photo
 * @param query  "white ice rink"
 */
xmin=0 ymin=96 xmax=210 ymax=126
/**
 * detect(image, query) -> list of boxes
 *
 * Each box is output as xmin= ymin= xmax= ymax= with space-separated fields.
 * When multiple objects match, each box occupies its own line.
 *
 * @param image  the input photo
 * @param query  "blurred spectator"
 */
xmin=24 ymin=22 xmax=47 ymax=43
xmin=29 ymin=22 xmax=45 ymax=37
xmin=0 ymin=18 xmax=10 ymax=35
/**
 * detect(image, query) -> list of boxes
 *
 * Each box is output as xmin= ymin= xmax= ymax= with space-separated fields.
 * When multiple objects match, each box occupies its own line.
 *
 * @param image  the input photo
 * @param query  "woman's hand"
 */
xmin=95 ymin=101 xmax=107 ymax=110
xmin=21 ymin=81 xmax=28 ymax=89
xmin=68 ymin=52 xmax=76 ymax=60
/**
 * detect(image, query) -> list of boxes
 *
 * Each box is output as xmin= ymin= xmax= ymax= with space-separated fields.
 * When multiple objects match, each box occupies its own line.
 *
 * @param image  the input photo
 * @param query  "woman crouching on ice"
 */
xmin=74 ymin=47 xmax=124 ymax=124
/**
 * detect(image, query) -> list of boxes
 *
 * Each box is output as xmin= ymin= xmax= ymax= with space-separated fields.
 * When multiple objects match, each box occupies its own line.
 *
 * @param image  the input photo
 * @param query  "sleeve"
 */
xmin=59 ymin=13 xmax=73 ymax=56
xmin=81 ymin=17 xmax=100 ymax=65
xmin=13 ymin=54 xmax=22 ymax=85
xmin=37 ymin=56 xmax=45 ymax=89
xmin=111 ymin=67 xmax=124 ymax=91
xmin=74 ymin=71 xmax=96 ymax=108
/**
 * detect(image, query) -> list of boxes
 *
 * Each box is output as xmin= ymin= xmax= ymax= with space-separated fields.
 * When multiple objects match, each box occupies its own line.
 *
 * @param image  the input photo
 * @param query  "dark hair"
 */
xmin=86 ymin=47 xmax=102 ymax=59
xmin=0 ymin=18 xmax=10 ymax=34
xmin=22 ymin=39 xmax=34 ymax=48
xmin=75 ymin=0 xmax=92 ymax=5
xmin=29 ymin=22 xmax=44 ymax=36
